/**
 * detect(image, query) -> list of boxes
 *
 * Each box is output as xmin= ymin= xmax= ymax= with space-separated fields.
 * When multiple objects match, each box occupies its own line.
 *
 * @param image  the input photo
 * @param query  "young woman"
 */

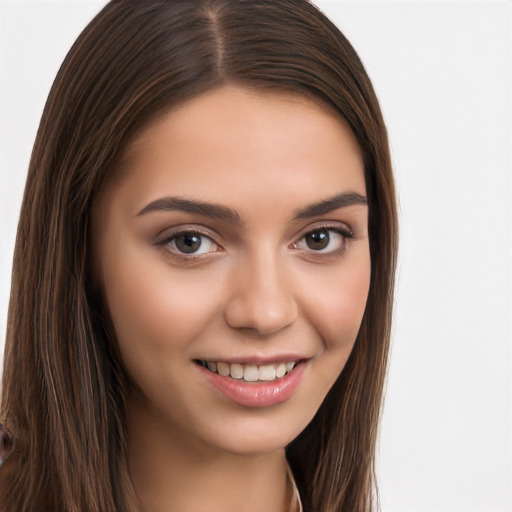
xmin=0 ymin=1 xmax=397 ymax=511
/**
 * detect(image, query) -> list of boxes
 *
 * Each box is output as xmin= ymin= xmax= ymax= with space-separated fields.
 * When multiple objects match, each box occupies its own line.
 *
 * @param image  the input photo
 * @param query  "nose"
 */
xmin=224 ymin=251 xmax=299 ymax=336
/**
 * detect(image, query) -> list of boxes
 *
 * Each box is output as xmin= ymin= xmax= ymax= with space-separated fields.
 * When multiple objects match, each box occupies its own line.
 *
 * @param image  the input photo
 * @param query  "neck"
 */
xmin=126 ymin=397 xmax=295 ymax=512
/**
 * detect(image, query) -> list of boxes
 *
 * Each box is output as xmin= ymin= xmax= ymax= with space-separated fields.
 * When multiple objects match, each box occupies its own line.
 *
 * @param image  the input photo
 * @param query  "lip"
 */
xmin=198 ymin=353 xmax=306 ymax=365
xmin=198 ymin=360 xmax=307 ymax=408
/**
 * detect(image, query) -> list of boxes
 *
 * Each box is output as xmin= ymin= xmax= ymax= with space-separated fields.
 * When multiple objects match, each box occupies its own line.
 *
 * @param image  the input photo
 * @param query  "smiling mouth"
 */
xmin=195 ymin=360 xmax=298 ymax=383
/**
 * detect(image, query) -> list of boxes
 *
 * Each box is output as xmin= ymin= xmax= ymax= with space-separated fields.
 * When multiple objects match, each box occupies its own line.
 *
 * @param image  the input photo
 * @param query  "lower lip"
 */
xmin=198 ymin=362 xmax=306 ymax=408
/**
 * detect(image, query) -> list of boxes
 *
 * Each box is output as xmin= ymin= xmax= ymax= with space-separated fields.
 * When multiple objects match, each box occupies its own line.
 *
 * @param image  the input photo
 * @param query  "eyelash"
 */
xmin=291 ymin=225 xmax=354 ymax=258
xmin=155 ymin=224 xmax=354 ymax=262
xmin=155 ymin=228 xmax=221 ymax=262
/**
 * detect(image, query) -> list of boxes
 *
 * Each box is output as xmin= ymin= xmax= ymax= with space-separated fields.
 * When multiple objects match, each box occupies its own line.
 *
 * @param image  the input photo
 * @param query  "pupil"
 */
xmin=306 ymin=229 xmax=329 ymax=250
xmin=175 ymin=233 xmax=201 ymax=254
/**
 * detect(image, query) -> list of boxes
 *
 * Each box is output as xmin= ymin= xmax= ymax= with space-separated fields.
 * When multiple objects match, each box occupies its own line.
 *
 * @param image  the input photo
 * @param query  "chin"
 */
xmin=207 ymin=424 xmax=305 ymax=457
xmin=196 ymin=401 xmax=321 ymax=457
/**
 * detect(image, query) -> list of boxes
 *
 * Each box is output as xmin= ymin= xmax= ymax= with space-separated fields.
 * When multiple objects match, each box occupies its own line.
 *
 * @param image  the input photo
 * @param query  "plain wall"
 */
xmin=0 ymin=1 xmax=510 ymax=511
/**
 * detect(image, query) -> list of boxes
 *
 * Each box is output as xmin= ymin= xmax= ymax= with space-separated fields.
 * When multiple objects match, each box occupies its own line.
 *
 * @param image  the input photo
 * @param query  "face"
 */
xmin=93 ymin=86 xmax=370 ymax=456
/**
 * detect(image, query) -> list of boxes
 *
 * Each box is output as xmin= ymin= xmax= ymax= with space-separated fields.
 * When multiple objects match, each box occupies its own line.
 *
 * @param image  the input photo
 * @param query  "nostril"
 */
xmin=224 ymin=289 xmax=299 ymax=335
xmin=0 ymin=422 xmax=15 ymax=465
xmin=223 ymin=259 xmax=299 ymax=335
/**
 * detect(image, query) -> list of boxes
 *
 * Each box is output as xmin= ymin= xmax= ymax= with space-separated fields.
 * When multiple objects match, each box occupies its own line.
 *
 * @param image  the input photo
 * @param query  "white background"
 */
xmin=0 ymin=1 xmax=510 ymax=511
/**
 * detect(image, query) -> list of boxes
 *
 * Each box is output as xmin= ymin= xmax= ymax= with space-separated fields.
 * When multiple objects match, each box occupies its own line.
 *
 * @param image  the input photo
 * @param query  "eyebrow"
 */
xmin=137 ymin=197 xmax=242 ymax=224
xmin=294 ymin=192 xmax=367 ymax=218
xmin=137 ymin=192 xmax=367 ymax=223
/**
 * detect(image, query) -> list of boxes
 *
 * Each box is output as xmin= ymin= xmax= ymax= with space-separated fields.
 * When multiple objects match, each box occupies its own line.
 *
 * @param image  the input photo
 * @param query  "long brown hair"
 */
xmin=0 ymin=1 xmax=397 ymax=510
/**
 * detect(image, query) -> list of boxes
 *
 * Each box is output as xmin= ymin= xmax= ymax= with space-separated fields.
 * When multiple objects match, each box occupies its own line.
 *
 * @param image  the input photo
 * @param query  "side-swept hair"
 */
xmin=0 ymin=1 xmax=397 ymax=510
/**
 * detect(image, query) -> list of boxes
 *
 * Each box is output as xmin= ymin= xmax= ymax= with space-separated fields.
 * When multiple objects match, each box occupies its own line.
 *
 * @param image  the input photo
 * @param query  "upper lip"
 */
xmin=194 ymin=353 xmax=310 ymax=365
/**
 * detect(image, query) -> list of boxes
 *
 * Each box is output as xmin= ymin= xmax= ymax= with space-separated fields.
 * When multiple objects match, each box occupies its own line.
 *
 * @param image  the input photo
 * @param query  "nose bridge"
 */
xmin=224 ymin=245 xmax=298 ymax=335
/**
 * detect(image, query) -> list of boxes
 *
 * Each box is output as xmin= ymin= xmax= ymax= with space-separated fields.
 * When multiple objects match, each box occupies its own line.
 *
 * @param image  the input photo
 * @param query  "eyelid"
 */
xmin=292 ymin=221 xmax=354 ymax=242
xmin=290 ymin=222 xmax=354 ymax=257
xmin=152 ymin=221 xmax=355 ymax=263
xmin=154 ymin=225 xmax=224 ymax=260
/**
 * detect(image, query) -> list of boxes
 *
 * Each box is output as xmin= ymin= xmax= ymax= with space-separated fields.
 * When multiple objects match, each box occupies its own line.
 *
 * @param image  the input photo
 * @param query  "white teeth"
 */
xmin=217 ymin=362 xmax=230 ymax=377
xmin=202 ymin=360 xmax=298 ymax=382
xmin=276 ymin=363 xmax=287 ymax=378
xmin=230 ymin=363 xmax=244 ymax=380
xmin=243 ymin=365 xmax=259 ymax=382
xmin=258 ymin=364 xmax=276 ymax=381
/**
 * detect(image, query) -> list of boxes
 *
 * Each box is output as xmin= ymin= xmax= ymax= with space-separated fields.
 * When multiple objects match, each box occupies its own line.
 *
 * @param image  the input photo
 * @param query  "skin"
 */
xmin=93 ymin=86 xmax=370 ymax=512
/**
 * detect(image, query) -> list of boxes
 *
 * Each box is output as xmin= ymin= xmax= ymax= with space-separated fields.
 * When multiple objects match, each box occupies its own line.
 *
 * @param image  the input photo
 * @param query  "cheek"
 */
xmin=99 ymin=240 xmax=222 ymax=366
xmin=296 ymin=250 xmax=370 ymax=407
xmin=301 ymin=250 xmax=371 ymax=350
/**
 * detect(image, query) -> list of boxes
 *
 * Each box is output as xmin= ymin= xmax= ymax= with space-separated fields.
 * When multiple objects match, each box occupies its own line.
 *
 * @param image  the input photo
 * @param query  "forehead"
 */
xmin=109 ymin=86 xmax=366 ymax=216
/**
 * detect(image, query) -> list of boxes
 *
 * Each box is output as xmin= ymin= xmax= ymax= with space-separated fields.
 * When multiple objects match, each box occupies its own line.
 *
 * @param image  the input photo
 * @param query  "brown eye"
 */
xmin=164 ymin=231 xmax=219 ymax=256
xmin=174 ymin=233 xmax=202 ymax=254
xmin=293 ymin=226 xmax=352 ymax=255
xmin=305 ymin=229 xmax=330 ymax=250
